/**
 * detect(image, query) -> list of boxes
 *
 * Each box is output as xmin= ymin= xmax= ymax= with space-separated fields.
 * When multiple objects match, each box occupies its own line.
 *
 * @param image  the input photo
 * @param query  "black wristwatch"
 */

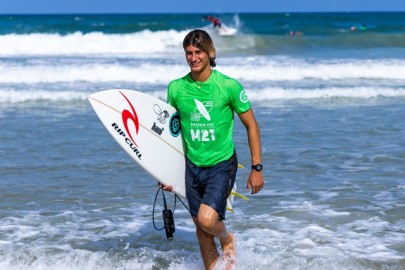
xmin=251 ymin=164 xmax=263 ymax=172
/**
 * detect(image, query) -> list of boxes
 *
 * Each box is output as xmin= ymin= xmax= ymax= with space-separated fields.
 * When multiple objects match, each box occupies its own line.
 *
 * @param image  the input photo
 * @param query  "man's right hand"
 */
xmin=158 ymin=183 xmax=173 ymax=192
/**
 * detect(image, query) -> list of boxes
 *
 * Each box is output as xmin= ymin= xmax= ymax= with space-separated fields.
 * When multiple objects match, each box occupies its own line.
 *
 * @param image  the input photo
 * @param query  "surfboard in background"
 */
xmin=88 ymin=89 xmax=241 ymax=210
xmin=203 ymin=25 xmax=238 ymax=36
xmin=217 ymin=25 xmax=238 ymax=36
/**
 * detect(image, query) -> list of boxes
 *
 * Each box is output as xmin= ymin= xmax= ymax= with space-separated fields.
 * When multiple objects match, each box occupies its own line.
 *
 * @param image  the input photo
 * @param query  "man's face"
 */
xmin=184 ymin=44 xmax=210 ymax=74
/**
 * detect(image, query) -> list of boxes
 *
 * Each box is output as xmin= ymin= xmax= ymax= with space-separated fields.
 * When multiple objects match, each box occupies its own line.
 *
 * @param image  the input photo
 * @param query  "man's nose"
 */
xmin=191 ymin=53 xmax=198 ymax=61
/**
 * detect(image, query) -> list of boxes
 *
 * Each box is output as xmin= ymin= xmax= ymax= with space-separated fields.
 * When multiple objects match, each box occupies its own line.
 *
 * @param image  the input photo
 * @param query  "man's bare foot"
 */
xmin=221 ymin=233 xmax=236 ymax=269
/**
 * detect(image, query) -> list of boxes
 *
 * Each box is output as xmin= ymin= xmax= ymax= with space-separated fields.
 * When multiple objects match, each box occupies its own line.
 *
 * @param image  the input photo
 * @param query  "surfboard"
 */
xmin=88 ymin=89 xmax=186 ymax=198
xmin=217 ymin=26 xmax=237 ymax=36
xmin=203 ymin=24 xmax=237 ymax=37
xmin=88 ymin=89 xmax=244 ymax=210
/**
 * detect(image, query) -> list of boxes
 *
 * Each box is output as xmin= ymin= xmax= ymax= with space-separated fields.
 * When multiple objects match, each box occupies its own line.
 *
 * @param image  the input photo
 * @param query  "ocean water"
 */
xmin=0 ymin=12 xmax=404 ymax=270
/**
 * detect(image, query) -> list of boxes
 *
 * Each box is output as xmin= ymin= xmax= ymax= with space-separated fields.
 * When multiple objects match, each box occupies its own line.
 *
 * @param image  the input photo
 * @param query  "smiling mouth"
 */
xmin=189 ymin=62 xmax=200 ymax=68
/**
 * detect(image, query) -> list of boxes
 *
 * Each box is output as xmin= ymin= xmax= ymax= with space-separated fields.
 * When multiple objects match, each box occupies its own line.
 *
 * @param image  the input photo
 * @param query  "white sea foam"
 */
xmin=230 ymin=213 xmax=404 ymax=268
xmin=1 ymin=57 xmax=404 ymax=84
xmin=0 ymin=62 xmax=187 ymax=84
xmin=1 ymin=53 xmax=404 ymax=105
xmin=248 ymin=86 xmax=405 ymax=100
xmin=3 ymin=210 xmax=401 ymax=270
xmin=1 ymin=85 xmax=404 ymax=105
xmin=0 ymin=30 xmax=188 ymax=57
xmin=0 ymin=89 xmax=90 ymax=103
xmin=1 ymin=33 xmax=404 ymax=107
xmin=222 ymin=57 xmax=405 ymax=81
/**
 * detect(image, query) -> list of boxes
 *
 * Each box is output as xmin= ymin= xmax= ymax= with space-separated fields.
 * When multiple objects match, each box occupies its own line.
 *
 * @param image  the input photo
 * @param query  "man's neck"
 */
xmin=191 ymin=68 xmax=212 ymax=82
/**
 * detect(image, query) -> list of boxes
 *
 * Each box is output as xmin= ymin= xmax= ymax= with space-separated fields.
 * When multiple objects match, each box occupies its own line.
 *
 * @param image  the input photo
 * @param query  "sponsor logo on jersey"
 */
xmin=239 ymin=89 xmax=249 ymax=103
xmin=190 ymin=99 xmax=215 ymax=142
xmin=191 ymin=99 xmax=213 ymax=121
xmin=190 ymin=128 xmax=216 ymax=142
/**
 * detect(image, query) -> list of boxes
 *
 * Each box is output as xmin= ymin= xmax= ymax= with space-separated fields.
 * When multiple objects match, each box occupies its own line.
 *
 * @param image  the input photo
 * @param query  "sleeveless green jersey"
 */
xmin=167 ymin=70 xmax=251 ymax=166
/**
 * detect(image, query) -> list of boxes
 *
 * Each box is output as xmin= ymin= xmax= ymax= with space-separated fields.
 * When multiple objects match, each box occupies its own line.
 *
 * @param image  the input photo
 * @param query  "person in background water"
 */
xmin=289 ymin=30 xmax=304 ymax=36
xmin=203 ymin=15 xmax=222 ymax=29
xmin=351 ymin=23 xmax=367 ymax=31
xmin=164 ymin=29 xmax=264 ymax=269
xmin=359 ymin=24 xmax=367 ymax=30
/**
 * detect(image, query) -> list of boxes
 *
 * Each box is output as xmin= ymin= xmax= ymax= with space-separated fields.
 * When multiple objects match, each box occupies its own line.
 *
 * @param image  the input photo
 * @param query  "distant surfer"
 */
xmin=203 ymin=15 xmax=222 ymax=29
xmin=289 ymin=30 xmax=303 ymax=36
xmin=164 ymin=29 xmax=264 ymax=269
xmin=350 ymin=24 xmax=367 ymax=31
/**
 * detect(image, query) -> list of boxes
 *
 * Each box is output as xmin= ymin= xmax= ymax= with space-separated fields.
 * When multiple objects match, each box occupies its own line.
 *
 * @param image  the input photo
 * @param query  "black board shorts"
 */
xmin=185 ymin=152 xmax=238 ymax=221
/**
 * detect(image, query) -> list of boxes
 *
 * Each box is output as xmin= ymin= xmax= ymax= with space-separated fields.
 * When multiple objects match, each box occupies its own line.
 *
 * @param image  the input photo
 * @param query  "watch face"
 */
xmin=253 ymin=164 xmax=262 ymax=171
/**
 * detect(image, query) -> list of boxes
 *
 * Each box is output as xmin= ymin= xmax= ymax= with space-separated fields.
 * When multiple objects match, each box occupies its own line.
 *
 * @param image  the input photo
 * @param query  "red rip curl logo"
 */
xmin=120 ymin=91 xmax=139 ymax=147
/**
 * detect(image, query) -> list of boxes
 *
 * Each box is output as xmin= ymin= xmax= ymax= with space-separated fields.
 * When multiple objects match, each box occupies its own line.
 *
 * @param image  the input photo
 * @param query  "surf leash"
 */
xmin=152 ymin=187 xmax=190 ymax=240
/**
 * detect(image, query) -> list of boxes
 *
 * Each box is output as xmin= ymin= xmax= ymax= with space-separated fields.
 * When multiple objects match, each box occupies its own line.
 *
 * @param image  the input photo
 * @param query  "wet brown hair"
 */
xmin=183 ymin=29 xmax=216 ymax=68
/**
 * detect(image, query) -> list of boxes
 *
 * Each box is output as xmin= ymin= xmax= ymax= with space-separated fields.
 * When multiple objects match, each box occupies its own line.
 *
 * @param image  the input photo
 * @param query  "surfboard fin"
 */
xmin=226 ymin=184 xmax=249 ymax=212
xmin=230 ymin=191 xmax=249 ymax=200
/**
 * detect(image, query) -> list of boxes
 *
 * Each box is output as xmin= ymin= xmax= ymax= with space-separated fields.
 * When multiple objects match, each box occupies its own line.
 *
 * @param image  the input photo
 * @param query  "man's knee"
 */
xmin=196 ymin=204 xmax=220 ymax=233
xmin=198 ymin=214 xmax=216 ymax=232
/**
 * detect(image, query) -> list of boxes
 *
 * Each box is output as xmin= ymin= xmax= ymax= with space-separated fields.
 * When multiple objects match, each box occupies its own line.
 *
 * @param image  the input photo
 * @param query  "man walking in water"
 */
xmin=165 ymin=29 xmax=264 ymax=269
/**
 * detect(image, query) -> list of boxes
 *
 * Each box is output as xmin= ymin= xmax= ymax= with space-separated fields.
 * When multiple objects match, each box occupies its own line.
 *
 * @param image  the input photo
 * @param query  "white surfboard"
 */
xmin=217 ymin=25 xmax=237 ymax=36
xmin=88 ymin=89 xmax=242 ymax=210
xmin=203 ymin=24 xmax=237 ymax=37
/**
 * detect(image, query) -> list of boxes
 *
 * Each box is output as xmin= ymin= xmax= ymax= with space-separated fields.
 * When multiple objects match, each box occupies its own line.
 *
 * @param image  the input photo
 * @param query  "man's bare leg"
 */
xmin=221 ymin=232 xmax=236 ymax=269
xmin=196 ymin=204 xmax=236 ymax=269
xmin=193 ymin=217 xmax=219 ymax=269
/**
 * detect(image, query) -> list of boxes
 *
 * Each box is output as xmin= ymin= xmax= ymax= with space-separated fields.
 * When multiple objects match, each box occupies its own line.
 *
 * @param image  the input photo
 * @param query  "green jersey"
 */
xmin=167 ymin=70 xmax=251 ymax=166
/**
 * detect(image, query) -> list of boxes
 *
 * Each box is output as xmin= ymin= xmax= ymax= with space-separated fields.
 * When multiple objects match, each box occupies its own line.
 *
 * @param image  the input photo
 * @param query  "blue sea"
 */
xmin=1 ymin=12 xmax=404 ymax=270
